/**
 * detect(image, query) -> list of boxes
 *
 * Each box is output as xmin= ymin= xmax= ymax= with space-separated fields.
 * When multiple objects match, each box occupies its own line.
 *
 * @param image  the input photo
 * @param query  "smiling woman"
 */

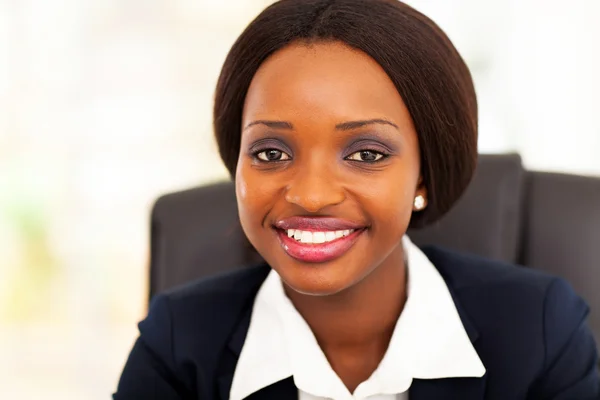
xmin=114 ymin=1 xmax=599 ymax=399
xmin=236 ymin=41 xmax=424 ymax=299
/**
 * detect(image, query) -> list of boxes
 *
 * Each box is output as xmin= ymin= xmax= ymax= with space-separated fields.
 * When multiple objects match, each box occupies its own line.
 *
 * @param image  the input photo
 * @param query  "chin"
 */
xmin=282 ymin=276 xmax=346 ymax=297
xmin=271 ymin=257 xmax=363 ymax=297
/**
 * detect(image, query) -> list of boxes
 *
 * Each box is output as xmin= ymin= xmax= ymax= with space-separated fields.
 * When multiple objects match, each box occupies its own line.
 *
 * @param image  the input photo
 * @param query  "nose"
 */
xmin=284 ymin=161 xmax=346 ymax=213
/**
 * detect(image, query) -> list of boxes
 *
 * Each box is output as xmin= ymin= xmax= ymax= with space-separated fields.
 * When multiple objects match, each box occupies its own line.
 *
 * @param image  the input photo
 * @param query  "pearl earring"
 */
xmin=414 ymin=194 xmax=426 ymax=211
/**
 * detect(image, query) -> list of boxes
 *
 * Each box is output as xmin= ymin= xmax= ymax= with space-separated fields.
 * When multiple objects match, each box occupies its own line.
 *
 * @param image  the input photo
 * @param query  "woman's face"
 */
xmin=236 ymin=41 xmax=424 ymax=296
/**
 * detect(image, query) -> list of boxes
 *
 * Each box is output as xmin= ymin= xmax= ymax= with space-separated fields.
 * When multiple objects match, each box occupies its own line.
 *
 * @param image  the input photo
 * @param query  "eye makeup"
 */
xmin=243 ymin=129 xmax=401 ymax=165
xmin=247 ymin=137 xmax=293 ymax=158
xmin=343 ymin=133 xmax=400 ymax=158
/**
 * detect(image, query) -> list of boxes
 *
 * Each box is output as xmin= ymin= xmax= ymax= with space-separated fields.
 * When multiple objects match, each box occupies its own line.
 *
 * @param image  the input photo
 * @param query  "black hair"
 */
xmin=213 ymin=0 xmax=478 ymax=228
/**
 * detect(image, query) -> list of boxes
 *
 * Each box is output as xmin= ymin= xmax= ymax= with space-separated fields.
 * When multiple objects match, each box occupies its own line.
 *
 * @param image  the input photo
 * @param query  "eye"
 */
xmin=345 ymin=150 xmax=386 ymax=162
xmin=255 ymin=149 xmax=291 ymax=162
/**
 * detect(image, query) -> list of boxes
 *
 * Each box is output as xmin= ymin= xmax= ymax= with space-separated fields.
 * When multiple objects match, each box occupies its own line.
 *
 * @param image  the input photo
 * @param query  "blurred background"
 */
xmin=1 ymin=0 xmax=599 ymax=398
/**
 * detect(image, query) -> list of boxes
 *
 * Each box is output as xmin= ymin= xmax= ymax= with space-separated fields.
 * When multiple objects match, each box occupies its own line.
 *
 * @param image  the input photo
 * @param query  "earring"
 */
xmin=413 ymin=194 xmax=426 ymax=211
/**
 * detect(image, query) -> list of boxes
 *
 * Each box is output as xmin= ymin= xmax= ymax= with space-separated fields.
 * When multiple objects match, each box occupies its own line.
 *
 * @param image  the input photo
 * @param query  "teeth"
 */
xmin=313 ymin=232 xmax=326 ymax=243
xmin=285 ymin=229 xmax=355 ymax=244
xmin=301 ymin=231 xmax=312 ymax=243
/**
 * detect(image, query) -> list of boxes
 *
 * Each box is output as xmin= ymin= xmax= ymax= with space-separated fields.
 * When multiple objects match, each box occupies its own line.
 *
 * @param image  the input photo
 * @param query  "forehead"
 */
xmin=242 ymin=41 xmax=410 ymax=126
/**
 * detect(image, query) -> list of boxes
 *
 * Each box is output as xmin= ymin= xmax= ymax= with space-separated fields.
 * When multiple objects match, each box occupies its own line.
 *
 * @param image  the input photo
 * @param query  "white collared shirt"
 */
xmin=230 ymin=236 xmax=485 ymax=400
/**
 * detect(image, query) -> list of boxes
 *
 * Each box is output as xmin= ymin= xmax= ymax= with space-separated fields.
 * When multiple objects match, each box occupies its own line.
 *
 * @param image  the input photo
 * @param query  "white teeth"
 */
xmin=313 ymin=232 xmax=326 ymax=243
xmin=285 ymin=229 xmax=355 ymax=244
xmin=300 ymin=231 xmax=313 ymax=243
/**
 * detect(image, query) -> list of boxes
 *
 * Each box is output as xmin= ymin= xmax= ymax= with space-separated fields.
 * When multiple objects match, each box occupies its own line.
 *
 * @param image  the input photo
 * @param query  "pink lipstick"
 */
xmin=274 ymin=217 xmax=366 ymax=263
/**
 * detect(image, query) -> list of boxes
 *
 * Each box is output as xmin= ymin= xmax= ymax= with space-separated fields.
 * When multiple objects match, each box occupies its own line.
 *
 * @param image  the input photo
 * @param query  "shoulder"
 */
xmin=422 ymin=246 xmax=596 ymax=392
xmin=115 ymin=265 xmax=270 ymax=398
xmin=421 ymin=245 xmax=557 ymax=293
xmin=138 ymin=264 xmax=270 ymax=374
xmin=421 ymin=245 xmax=589 ymax=328
xmin=147 ymin=263 xmax=270 ymax=334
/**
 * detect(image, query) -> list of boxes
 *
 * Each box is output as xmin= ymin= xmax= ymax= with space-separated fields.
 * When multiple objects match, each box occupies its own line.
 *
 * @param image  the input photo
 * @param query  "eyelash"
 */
xmin=252 ymin=148 xmax=291 ymax=163
xmin=345 ymin=149 xmax=390 ymax=163
xmin=251 ymin=148 xmax=390 ymax=164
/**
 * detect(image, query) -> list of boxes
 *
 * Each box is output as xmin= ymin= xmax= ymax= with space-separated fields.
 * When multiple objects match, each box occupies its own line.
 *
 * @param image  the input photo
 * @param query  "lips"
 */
xmin=274 ymin=217 xmax=366 ymax=263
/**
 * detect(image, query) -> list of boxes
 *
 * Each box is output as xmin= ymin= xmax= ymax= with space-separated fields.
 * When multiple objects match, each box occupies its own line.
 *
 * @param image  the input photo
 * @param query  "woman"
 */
xmin=114 ymin=0 xmax=599 ymax=399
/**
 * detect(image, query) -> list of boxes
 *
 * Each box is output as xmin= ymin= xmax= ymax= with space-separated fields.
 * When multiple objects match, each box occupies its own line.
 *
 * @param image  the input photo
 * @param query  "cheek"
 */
xmin=235 ymin=161 xmax=279 ymax=234
xmin=354 ymin=172 xmax=417 ymax=234
xmin=235 ymin=163 xmax=257 ymax=224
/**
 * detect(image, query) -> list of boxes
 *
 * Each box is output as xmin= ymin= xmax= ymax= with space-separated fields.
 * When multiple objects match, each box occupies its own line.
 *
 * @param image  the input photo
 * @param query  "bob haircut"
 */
xmin=213 ymin=0 xmax=478 ymax=228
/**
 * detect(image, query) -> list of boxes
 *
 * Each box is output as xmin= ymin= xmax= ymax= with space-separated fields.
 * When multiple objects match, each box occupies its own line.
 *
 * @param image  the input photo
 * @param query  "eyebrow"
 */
xmin=335 ymin=119 xmax=399 ymax=131
xmin=243 ymin=118 xmax=399 ymax=131
xmin=244 ymin=120 xmax=294 ymax=130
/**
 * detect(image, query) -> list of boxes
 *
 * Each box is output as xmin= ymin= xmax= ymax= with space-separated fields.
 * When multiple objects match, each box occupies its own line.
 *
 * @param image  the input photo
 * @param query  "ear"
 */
xmin=413 ymin=176 xmax=428 ymax=212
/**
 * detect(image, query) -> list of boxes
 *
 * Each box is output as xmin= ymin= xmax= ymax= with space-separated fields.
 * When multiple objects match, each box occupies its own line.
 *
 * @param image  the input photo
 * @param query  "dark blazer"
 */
xmin=114 ymin=247 xmax=599 ymax=400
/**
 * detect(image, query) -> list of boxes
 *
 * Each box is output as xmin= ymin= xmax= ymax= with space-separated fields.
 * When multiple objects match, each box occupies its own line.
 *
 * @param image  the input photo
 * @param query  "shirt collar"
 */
xmin=229 ymin=235 xmax=486 ymax=400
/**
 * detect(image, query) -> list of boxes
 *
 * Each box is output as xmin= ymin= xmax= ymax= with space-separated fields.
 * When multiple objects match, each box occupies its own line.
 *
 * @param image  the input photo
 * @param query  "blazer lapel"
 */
xmin=216 ymin=302 xmax=252 ymax=400
xmin=216 ymin=298 xmax=298 ymax=400
xmin=409 ymin=375 xmax=487 ymax=399
xmin=408 ymin=251 xmax=488 ymax=399
xmin=215 ymin=266 xmax=273 ymax=400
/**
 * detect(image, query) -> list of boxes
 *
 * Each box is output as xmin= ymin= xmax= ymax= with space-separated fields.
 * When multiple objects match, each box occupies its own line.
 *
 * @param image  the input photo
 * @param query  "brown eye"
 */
xmin=346 ymin=150 xmax=385 ymax=162
xmin=256 ymin=149 xmax=291 ymax=162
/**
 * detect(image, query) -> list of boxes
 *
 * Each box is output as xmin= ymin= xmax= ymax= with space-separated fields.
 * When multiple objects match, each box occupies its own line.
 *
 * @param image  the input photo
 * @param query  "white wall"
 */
xmin=407 ymin=0 xmax=600 ymax=176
